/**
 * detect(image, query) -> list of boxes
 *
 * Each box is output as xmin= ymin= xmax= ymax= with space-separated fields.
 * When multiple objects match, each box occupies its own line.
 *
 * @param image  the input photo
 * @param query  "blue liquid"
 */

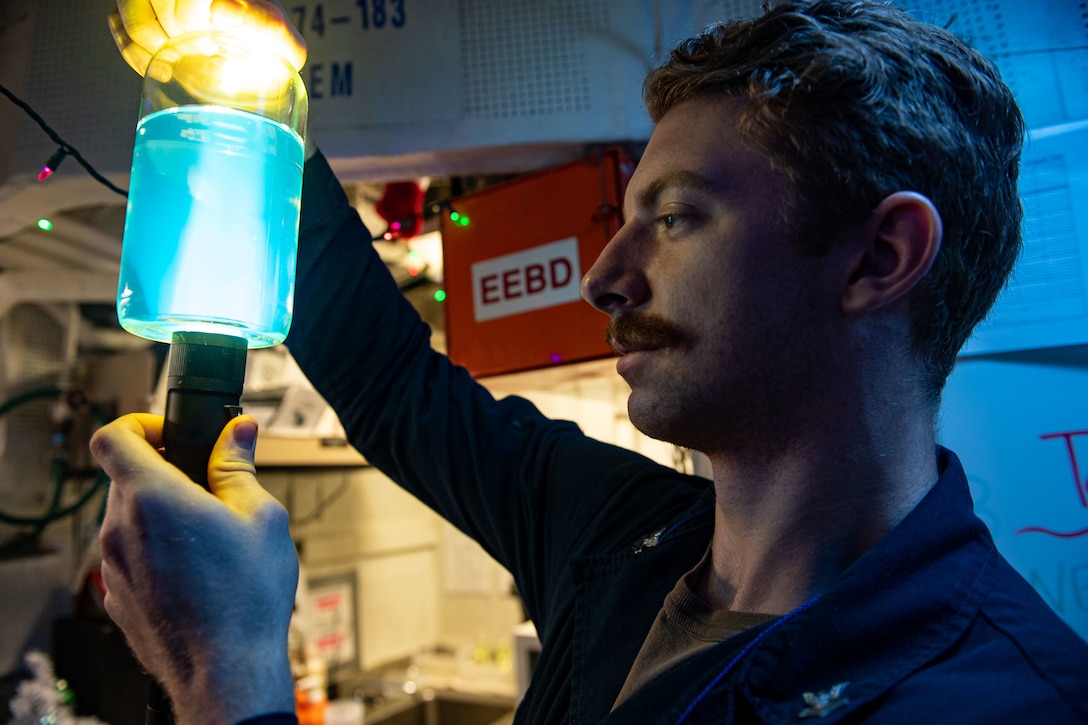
xmin=118 ymin=105 xmax=304 ymax=348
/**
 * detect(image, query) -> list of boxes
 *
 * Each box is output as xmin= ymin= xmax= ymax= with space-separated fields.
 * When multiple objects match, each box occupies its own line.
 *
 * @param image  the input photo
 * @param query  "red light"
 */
xmin=376 ymin=181 xmax=426 ymax=239
xmin=38 ymin=148 xmax=68 ymax=182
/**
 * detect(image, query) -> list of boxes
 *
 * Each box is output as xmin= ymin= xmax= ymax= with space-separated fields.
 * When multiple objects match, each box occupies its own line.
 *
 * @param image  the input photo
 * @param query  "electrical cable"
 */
xmin=0 ymin=81 xmax=129 ymax=198
xmin=0 ymin=386 xmax=111 ymax=555
xmin=291 ymin=478 xmax=353 ymax=527
xmin=0 ymin=385 xmax=60 ymax=418
xmin=0 ymin=470 xmax=109 ymax=526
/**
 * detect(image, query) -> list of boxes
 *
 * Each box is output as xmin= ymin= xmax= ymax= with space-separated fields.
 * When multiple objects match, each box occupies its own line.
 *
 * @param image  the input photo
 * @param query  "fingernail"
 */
xmin=233 ymin=418 xmax=258 ymax=453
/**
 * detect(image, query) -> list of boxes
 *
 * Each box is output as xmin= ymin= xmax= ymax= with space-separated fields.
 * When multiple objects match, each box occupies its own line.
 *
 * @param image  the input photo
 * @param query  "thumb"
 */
xmin=207 ymin=415 xmax=264 ymax=510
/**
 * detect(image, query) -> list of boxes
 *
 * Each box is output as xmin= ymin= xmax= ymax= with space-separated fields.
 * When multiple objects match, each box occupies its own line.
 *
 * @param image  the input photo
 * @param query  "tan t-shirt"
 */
xmin=612 ymin=547 xmax=779 ymax=709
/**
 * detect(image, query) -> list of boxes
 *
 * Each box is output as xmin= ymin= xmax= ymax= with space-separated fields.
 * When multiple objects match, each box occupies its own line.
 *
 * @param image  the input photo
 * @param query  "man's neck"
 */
xmin=699 ymin=411 xmax=939 ymax=615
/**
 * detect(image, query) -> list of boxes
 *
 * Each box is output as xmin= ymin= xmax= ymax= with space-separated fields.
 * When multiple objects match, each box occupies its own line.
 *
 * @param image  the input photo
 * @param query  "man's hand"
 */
xmin=108 ymin=0 xmax=307 ymax=75
xmin=92 ymin=413 xmax=299 ymax=724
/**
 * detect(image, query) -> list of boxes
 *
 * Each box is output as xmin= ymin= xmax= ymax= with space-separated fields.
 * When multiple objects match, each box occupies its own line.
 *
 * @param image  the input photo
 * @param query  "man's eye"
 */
xmin=657 ymin=213 xmax=686 ymax=230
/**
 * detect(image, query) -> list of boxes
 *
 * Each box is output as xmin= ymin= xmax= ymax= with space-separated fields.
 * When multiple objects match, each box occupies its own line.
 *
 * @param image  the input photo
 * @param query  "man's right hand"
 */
xmin=92 ymin=413 xmax=299 ymax=725
xmin=108 ymin=0 xmax=307 ymax=76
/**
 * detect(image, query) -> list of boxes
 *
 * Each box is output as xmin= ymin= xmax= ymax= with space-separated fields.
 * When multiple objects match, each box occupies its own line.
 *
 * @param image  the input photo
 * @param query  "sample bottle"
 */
xmin=117 ymin=31 xmax=308 ymax=348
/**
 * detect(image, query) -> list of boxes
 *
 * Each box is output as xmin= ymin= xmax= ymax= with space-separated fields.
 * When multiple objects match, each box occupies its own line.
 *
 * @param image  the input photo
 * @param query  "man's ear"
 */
xmin=842 ymin=191 xmax=943 ymax=314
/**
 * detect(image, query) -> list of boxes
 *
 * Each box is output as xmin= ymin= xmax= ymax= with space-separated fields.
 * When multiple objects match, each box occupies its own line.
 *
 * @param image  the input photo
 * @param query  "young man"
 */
xmin=93 ymin=1 xmax=1088 ymax=723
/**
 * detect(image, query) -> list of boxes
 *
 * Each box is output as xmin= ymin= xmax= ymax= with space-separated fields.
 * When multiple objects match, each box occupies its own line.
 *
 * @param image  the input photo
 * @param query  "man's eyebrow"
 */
xmin=633 ymin=170 xmax=720 ymax=213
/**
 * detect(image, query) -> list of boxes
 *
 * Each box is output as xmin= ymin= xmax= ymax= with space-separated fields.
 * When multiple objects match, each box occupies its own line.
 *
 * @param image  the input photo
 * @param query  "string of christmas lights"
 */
xmin=0 ymin=81 xmax=128 ymax=197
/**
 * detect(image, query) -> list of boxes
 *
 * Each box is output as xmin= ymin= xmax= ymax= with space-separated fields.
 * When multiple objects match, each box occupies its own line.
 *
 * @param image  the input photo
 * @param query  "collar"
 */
xmin=572 ymin=449 xmax=996 ymax=724
xmin=726 ymin=448 xmax=997 ymax=722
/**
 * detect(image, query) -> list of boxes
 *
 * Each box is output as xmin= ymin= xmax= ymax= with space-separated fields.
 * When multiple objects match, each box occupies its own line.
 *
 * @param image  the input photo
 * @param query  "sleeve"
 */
xmin=284 ymin=152 xmax=673 ymax=628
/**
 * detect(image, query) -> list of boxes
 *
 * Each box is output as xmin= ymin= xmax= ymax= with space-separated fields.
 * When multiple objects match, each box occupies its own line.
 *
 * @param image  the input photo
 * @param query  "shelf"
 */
xmin=255 ymin=434 xmax=368 ymax=467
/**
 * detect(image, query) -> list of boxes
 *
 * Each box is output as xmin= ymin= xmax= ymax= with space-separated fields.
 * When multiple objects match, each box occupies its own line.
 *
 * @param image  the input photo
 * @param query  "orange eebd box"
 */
xmin=441 ymin=147 xmax=635 ymax=379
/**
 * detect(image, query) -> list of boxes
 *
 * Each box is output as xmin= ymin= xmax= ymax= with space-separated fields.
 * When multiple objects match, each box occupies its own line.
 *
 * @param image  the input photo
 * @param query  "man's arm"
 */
xmin=285 ymin=151 xmax=685 ymax=628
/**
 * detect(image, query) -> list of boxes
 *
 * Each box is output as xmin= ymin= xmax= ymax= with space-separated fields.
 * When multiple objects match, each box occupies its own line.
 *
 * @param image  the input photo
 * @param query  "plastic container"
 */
xmin=117 ymin=31 xmax=308 ymax=348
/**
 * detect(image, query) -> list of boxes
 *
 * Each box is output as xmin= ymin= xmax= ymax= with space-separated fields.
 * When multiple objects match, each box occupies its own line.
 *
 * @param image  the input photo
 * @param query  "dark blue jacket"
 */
xmin=284 ymin=152 xmax=1088 ymax=724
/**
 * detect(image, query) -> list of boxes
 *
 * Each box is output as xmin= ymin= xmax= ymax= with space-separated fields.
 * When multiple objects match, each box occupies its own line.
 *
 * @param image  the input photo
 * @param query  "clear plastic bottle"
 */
xmin=117 ymin=31 xmax=308 ymax=348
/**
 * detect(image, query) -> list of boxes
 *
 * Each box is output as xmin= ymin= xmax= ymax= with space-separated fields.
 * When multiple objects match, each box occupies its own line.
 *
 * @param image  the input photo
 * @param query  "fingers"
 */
xmin=92 ymin=413 xmax=280 ymax=525
xmin=99 ymin=555 xmax=140 ymax=640
xmin=108 ymin=6 xmax=159 ymax=75
xmin=212 ymin=0 xmax=308 ymax=71
xmin=153 ymin=0 xmax=215 ymax=38
xmin=207 ymin=416 xmax=271 ymax=512
xmin=90 ymin=413 xmax=169 ymax=484
xmin=109 ymin=0 xmax=307 ymax=77
xmin=206 ymin=418 xmax=295 ymax=591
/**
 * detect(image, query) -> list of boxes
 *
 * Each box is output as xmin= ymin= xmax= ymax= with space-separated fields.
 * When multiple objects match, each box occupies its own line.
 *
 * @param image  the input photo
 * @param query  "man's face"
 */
xmin=581 ymin=96 xmax=849 ymax=455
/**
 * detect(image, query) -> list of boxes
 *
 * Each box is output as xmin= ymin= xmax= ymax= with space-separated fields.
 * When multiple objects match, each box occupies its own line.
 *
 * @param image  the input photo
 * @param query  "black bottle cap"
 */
xmin=167 ymin=331 xmax=248 ymax=394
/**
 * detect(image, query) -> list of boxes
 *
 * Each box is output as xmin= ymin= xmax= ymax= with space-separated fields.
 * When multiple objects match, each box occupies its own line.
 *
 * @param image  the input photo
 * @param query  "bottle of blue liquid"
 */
xmin=118 ymin=32 xmax=308 ymax=348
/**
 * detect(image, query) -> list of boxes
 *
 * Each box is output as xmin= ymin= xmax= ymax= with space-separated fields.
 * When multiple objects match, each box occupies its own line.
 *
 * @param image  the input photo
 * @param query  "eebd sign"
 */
xmin=441 ymin=148 xmax=634 ymax=378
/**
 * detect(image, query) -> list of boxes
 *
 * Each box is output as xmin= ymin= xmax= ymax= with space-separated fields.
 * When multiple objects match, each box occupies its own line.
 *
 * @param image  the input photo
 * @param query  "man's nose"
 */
xmin=581 ymin=226 xmax=649 ymax=315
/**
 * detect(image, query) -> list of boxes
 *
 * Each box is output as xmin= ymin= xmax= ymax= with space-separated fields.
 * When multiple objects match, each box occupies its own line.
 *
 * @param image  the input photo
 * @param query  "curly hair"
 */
xmin=643 ymin=0 xmax=1025 ymax=399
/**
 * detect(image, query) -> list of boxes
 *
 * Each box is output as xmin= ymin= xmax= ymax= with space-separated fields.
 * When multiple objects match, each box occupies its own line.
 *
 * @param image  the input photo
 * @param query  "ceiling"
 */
xmin=0 ymin=192 xmax=131 ymax=345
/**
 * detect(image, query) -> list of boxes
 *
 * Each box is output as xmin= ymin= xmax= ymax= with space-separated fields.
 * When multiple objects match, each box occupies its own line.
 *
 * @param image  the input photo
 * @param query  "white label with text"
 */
xmin=471 ymin=237 xmax=582 ymax=322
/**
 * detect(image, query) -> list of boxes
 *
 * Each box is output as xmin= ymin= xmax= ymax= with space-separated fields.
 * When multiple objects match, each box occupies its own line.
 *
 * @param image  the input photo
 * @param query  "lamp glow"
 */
xmin=36 ymin=218 xmax=53 ymax=231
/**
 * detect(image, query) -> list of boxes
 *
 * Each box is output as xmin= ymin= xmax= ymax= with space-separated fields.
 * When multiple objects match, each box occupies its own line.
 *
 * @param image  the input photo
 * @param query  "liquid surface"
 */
xmin=118 ymin=105 xmax=304 ymax=347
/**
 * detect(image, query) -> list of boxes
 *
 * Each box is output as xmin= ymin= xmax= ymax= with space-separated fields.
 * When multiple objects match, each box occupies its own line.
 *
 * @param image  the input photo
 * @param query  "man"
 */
xmin=93 ymin=1 xmax=1088 ymax=723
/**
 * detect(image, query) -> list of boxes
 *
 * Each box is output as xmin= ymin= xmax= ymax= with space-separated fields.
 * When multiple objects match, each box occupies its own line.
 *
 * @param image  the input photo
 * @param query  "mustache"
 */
xmin=605 ymin=313 xmax=688 ymax=351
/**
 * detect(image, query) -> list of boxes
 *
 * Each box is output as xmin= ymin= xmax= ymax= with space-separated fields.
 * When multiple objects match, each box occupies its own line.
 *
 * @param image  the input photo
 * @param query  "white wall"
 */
xmin=939 ymin=346 xmax=1088 ymax=642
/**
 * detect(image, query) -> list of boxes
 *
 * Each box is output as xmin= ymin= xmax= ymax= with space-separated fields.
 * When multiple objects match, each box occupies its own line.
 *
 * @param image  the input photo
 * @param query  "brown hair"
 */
xmin=644 ymin=0 xmax=1025 ymax=398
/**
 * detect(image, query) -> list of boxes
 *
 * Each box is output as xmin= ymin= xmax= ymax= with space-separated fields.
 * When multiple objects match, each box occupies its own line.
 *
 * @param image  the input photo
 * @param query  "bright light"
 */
xmin=37 ymin=218 xmax=53 ymax=231
xmin=157 ymin=33 xmax=297 ymax=106
xmin=434 ymin=289 xmax=447 ymax=302
xmin=214 ymin=49 xmax=291 ymax=97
